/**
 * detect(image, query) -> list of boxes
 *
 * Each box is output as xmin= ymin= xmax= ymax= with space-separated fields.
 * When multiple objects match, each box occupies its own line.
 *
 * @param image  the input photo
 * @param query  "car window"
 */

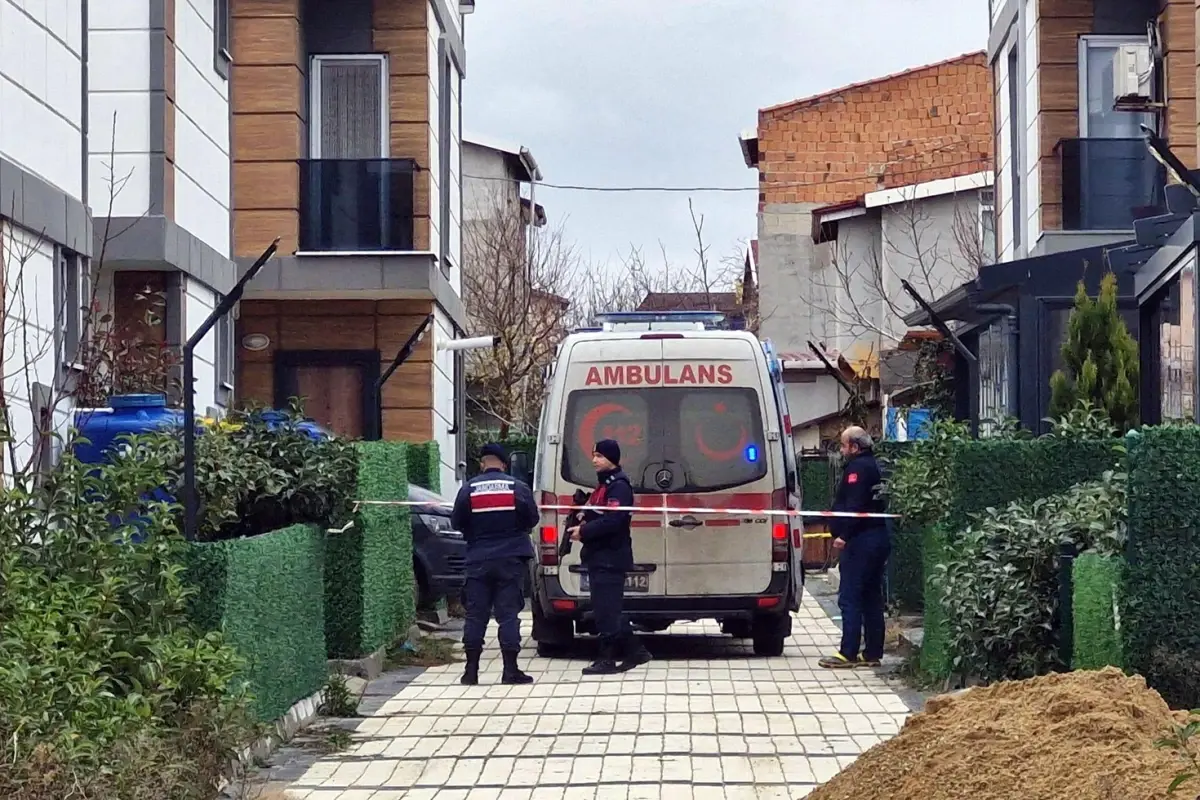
xmin=561 ymin=387 xmax=767 ymax=492
xmin=408 ymin=483 xmax=448 ymax=510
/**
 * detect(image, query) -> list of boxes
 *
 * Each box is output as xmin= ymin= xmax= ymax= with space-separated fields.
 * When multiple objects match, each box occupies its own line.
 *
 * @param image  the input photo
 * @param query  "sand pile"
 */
xmin=809 ymin=668 xmax=1195 ymax=800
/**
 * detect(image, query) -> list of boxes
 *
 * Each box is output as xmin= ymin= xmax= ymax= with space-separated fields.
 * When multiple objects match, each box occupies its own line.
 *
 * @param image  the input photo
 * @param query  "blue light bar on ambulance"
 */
xmin=595 ymin=311 xmax=727 ymax=331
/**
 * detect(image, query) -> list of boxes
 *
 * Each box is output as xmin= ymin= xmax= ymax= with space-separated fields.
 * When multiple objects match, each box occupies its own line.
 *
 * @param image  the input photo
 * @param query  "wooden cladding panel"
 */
xmin=234 ymin=161 xmax=300 ymax=210
xmin=233 ymin=113 xmax=303 ymax=161
xmin=235 ymin=210 xmax=299 ymax=255
xmin=1036 ymin=5 xmax=1090 ymax=234
xmin=231 ymin=65 xmax=304 ymax=114
xmin=1161 ymin=2 xmax=1195 ymax=166
xmin=232 ymin=0 xmax=299 ymax=16
xmin=231 ymin=15 xmax=301 ymax=65
xmin=234 ymin=298 xmax=437 ymax=441
xmin=373 ymin=0 xmax=427 ymax=30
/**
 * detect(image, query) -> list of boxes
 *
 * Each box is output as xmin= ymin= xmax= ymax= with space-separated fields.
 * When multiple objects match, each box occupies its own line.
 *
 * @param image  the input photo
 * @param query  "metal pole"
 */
xmin=182 ymin=237 xmax=280 ymax=541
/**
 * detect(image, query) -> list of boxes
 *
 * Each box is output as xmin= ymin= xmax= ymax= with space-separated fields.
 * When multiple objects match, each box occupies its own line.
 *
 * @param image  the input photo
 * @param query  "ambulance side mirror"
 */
xmin=509 ymin=451 xmax=533 ymax=485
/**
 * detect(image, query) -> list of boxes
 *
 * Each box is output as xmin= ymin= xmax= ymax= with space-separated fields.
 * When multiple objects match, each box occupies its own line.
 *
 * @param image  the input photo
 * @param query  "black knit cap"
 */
xmin=479 ymin=442 xmax=509 ymax=465
xmin=593 ymin=439 xmax=621 ymax=466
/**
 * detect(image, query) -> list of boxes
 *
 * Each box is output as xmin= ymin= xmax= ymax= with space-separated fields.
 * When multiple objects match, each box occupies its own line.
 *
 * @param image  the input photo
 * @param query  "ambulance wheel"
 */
xmin=533 ymin=602 xmax=574 ymax=657
xmin=751 ymin=614 xmax=790 ymax=657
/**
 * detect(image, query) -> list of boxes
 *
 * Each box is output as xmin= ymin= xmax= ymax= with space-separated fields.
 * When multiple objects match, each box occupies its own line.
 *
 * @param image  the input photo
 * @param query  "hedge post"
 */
xmin=1057 ymin=541 xmax=1076 ymax=671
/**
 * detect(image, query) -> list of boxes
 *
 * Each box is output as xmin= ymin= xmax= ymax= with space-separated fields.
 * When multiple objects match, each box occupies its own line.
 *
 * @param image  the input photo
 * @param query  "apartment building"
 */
xmin=740 ymin=53 xmax=994 ymax=442
xmin=988 ymin=0 xmax=1186 ymax=260
xmin=0 ymin=0 xmax=89 ymax=474
xmin=231 ymin=0 xmax=470 ymax=491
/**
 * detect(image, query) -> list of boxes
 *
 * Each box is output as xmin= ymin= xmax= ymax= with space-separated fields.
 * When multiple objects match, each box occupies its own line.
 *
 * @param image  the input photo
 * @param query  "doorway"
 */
xmin=274 ymin=350 xmax=380 ymax=439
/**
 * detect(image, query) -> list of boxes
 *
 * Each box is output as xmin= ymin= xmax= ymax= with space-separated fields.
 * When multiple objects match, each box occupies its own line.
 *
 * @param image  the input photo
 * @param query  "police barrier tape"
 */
xmin=350 ymin=499 xmax=898 ymax=539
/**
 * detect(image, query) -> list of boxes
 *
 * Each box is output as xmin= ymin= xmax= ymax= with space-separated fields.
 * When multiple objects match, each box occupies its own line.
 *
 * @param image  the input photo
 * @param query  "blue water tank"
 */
xmin=73 ymin=394 xmax=185 ymax=464
xmin=906 ymin=408 xmax=933 ymax=440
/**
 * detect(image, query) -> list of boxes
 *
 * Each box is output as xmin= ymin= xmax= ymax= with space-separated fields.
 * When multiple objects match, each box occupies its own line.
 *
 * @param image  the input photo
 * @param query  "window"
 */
xmin=310 ymin=55 xmax=388 ymax=159
xmin=561 ymin=387 xmax=768 ymax=492
xmin=213 ymin=0 xmax=231 ymax=79
xmin=57 ymin=249 xmax=89 ymax=367
xmin=1078 ymin=36 xmax=1154 ymax=138
xmin=979 ymin=188 xmax=996 ymax=266
xmin=1006 ymin=46 xmax=1022 ymax=251
xmin=216 ymin=298 xmax=235 ymax=399
xmin=438 ymin=36 xmax=452 ymax=275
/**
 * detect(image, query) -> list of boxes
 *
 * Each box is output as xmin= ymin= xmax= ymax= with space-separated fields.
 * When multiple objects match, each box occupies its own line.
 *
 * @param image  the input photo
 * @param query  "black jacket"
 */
xmin=450 ymin=468 xmax=539 ymax=564
xmin=831 ymin=451 xmax=888 ymax=541
xmin=579 ymin=468 xmax=635 ymax=572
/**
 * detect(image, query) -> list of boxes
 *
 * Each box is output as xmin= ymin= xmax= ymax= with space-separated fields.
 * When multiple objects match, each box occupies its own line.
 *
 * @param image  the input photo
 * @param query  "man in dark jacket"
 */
xmin=451 ymin=443 xmax=540 ymax=685
xmin=820 ymin=426 xmax=891 ymax=670
xmin=567 ymin=439 xmax=653 ymax=675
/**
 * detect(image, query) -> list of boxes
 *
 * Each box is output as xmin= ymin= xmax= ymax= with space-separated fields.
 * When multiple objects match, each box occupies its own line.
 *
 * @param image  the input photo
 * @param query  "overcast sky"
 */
xmin=463 ymin=1 xmax=989 ymax=278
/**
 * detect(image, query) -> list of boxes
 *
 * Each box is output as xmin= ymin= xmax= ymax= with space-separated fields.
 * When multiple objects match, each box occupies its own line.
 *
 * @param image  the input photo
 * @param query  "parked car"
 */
xmin=410 ymin=483 xmax=466 ymax=608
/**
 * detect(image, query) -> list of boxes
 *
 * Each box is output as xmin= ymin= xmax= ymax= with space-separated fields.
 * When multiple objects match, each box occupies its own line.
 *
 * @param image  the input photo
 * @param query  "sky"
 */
xmin=463 ymin=0 xmax=990 ymax=279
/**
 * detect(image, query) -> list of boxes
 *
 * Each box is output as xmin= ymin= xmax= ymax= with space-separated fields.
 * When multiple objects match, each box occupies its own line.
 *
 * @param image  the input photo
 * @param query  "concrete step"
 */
xmin=898 ymin=627 xmax=924 ymax=660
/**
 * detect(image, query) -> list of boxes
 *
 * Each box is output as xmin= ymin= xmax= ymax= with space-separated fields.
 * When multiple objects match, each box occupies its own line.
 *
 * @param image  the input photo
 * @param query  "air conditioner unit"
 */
xmin=1113 ymin=44 xmax=1154 ymax=105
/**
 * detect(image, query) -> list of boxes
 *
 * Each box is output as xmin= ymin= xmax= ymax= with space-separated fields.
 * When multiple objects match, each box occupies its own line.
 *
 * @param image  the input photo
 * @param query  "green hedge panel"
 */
xmin=325 ymin=441 xmax=416 ymax=659
xmin=887 ymin=521 xmax=924 ymax=613
xmin=920 ymin=524 xmax=952 ymax=679
xmin=1124 ymin=426 xmax=1200 ymax=709
xmin=1072 ymin=552 xmax=1123 ymax=671
xmin=465 ymin=434 xmax=538 ymax=478
xmin=944 ymin=439 xmax=1119 ymax=529
xmin=406 ymin=441 xmax=441 ymax=494
xmin=799 ymin=459 xmax=832 ymax=511
xmin=185 ymin=523 xmax=326 ymax=722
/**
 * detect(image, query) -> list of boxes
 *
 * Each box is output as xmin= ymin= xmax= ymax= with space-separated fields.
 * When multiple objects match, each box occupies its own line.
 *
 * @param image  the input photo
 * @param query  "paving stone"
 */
xmin=277 ymin=588 xmax=914 ymax=797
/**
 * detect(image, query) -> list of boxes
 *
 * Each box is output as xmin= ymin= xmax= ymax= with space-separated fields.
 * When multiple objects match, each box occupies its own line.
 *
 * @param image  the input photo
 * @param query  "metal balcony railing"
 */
xmin=299 ymin=158 xmax=416 ymax=252
xmin=1057 ymin=138 xmax=1165 ymax=231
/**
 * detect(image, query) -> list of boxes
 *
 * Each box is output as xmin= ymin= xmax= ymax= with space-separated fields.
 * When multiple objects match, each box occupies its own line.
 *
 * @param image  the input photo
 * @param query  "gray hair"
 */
xmin=843 ymin=426 xmax=874 ymax=450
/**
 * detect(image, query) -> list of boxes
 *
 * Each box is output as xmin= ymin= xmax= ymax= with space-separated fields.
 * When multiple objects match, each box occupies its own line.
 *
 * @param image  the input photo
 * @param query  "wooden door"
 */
xmin=294 ymin=365 xmax=364 ymax=438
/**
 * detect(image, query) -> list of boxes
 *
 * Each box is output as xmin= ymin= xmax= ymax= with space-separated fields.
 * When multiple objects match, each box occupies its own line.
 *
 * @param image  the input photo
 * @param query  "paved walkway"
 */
xmin=283 ymin=593 xmax=914 ymax=799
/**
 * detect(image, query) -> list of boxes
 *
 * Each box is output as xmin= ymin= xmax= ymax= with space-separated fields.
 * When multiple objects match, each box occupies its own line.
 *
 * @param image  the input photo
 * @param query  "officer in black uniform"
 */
xmin=819 ymin=426 xmax=891 ymax=670
xmin=567 ymin=439 xmax=653 ymax=676
xmin=451 ymin=443 xmax=540 ymax=685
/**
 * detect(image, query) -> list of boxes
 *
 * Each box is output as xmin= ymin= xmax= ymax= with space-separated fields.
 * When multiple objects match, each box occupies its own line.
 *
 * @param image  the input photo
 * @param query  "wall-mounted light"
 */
xmin=242 ymin=333 xmax=271 ymax=351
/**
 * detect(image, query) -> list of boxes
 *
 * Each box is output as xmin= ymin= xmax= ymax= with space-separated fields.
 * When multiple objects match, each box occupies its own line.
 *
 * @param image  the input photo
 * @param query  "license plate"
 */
xmin=579 ymin=571 xmax=651 ymax=593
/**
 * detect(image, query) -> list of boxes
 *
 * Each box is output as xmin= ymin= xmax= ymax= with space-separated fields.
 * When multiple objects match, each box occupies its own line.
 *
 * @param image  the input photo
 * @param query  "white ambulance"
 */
xmin=511 ymin=311 xmax=802 ymax=657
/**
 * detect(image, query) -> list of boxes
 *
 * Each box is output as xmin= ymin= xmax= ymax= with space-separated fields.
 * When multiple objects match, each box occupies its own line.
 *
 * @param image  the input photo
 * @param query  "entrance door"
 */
xmin=274 ymin=350 xmax=381 ymax=440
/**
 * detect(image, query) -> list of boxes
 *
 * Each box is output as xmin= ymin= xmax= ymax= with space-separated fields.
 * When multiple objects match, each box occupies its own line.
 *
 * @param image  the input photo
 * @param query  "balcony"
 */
xmin=299 ymin=159 xmax=416 ymax=252
xmin=1057 ymin=138 xmax=1165 ymax=231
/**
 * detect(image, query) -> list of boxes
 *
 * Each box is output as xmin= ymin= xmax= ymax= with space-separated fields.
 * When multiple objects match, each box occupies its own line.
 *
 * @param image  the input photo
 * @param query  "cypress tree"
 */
xmin=1048 ymin=271 xmax=1139 ymax=431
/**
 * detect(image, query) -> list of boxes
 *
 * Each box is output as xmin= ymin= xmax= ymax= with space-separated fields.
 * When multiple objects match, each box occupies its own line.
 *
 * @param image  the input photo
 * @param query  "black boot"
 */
xmin=461 ymin=648 xmax=481 ymax=685
xmin=582 ymin=640 xmax=622 ymax=676
xmin=618 ymin=634 xmax=652 ymax=671
xmin=501 ymin=651 xmax=534 ymax=685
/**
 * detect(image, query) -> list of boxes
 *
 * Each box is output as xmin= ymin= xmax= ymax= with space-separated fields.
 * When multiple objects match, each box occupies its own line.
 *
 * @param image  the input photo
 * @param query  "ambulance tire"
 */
xmin=533 ymin=602 xmax=574 ymax=657
xmin=751 ymin=614 xmax=790 ymax=657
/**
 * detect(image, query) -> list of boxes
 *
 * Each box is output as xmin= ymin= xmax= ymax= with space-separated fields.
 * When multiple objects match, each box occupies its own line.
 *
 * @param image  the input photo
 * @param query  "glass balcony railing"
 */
xmin=299 ymin=158 xmax=416 ymax=252
xmin=1057 ymin=138 xmax=1165 ymax=231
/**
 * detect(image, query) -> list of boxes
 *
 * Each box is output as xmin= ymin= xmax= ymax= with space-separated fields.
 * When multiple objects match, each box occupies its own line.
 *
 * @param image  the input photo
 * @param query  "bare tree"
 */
xmin=462 ymin=194 xmax=582 ymax=437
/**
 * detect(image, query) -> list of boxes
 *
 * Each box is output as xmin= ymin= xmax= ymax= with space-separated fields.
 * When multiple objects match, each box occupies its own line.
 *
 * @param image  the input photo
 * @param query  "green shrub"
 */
xmin=936 ymin=472 xmax=1126 ymax=682
xmin=185 ymin=523 xmax=326 ymax=722
xmin=325 ymin=442 xmax=416 ymax=658
xmin=145 ymin=406 xmax=358 ymax=541
xmin=920 ymin=524 xmax=952 ymax=678
xmin=406 ymin=441 xmax=441 ymax=493
xmin=0 ymin=446 xmax=251 ymax=798
xmin=1072 ymin=552 xmax=1124 ymax=670
xmin=1124 ymin=426 xmax=1200 ymax=709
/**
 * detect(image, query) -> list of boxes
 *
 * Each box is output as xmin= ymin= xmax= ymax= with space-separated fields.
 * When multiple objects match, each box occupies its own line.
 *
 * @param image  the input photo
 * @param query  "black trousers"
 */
xmin=837 ymin=527 xmax=891 ymax=661
xmin=462 ymin=557 xmax=526 ymax=652
xmin=589 ymin=568 xmax=634 ymax=651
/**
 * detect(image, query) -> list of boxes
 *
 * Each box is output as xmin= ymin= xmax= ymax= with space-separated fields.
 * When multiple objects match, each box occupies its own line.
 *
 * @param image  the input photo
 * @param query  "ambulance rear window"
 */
xmin=561 ymin=388 xmax=768 ymax=492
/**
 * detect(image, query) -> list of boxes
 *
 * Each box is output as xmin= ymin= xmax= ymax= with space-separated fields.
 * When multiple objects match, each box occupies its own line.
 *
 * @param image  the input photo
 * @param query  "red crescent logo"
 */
xmin=694 ymin=425 xmax=749 ymax=461
xmin=578 ymin=402 xmax=632 ymax=456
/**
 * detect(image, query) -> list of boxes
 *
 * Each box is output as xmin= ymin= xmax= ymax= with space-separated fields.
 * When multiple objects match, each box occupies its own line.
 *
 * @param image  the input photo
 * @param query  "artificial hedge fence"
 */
xmin=919 ymin=524 xmax=952 ymax=678
xmin=185 ymin=523 xmax=326 ymax=722
xmin=1072 ymin=552 xmax=1123 ymax=670
xmin=799 ymin=457 xmax=832 ymax=511
xmin=1123 ymin=426 xmax=1200 ymax=709
xmin=325 ymin=441 xmax=417 ymax=659
xmin=941 ymin=438 xmax=1120 ymax=530
xmin=406 ymin=441 xmax=441 ymax=494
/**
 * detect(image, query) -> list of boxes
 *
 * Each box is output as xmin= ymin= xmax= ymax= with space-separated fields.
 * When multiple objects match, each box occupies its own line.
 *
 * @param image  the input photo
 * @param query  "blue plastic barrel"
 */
xmin=73 ymin=394 xmax=185 ymax=465
xmin=906 ymin=407 xmax=933 ymax=440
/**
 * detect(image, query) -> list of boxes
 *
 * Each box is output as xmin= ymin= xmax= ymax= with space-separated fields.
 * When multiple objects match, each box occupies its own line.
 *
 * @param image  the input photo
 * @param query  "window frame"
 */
xmin=216 ymin=297 xmax=235 ymax=403
xmin=309 ymin=53 xmax=390 ymax=160
xmin=56 ymin=248 xmax=89 ymax=371
xmin=1006 ymin=45 xmax=1022 ymax=252
xmin=1076 ymin=34 xmax=1153 ymax=138
xmin=213 ymin=0 xmax=231 ymax=80
xmin=979 ymin=187 xmax=997 ymax=266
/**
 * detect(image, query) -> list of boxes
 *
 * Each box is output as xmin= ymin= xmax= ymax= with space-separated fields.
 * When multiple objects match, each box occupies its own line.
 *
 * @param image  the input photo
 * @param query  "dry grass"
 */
xmin=386 ymin=635 xmax=460 ymax=669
